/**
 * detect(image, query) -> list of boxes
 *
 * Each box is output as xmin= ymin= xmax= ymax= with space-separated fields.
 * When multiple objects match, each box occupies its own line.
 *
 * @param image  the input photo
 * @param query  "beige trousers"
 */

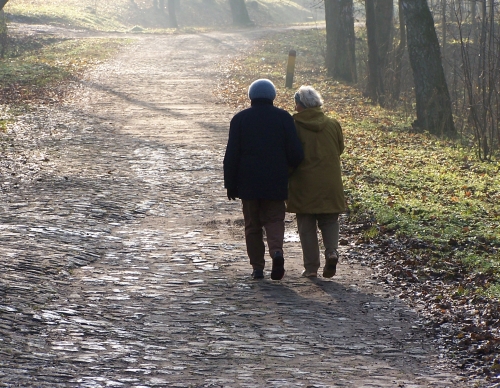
xmin=296 ymin=213 xmax=339 ymax=272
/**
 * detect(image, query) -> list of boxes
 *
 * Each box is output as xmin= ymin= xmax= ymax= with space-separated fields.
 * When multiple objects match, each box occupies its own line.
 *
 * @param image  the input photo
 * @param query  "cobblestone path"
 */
xmin=1 ymin=31 xmax=468 ymax=387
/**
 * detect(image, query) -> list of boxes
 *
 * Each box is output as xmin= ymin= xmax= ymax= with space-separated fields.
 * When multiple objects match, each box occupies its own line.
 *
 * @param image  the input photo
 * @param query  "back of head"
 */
xmin=294 ymin=85 xmax=323 ymax=109
xmin=248 ymin=79 xmax=276 ymax=101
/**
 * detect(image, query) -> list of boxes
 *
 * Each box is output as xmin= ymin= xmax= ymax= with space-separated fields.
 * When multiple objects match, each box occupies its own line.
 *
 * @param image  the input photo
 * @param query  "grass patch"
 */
xmin=216 ymin=28 xmax=500 ymax=297
xmin=0 ymin=35 xmax=130 ymax=105
xmin=5 ymin=1 xmax=131 ymax=31
xmin=0 ymin=118 xmax=11 ymax=131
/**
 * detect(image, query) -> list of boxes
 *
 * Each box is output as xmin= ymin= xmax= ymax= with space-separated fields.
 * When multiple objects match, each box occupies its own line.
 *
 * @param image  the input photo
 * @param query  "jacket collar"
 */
xmin=251 ymin=98 xmax=274 ymax=106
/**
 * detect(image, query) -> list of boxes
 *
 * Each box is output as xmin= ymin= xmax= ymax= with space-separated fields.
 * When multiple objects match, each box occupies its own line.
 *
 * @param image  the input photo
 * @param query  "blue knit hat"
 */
xmin=248 ymin=79 xmax=276 ymax=101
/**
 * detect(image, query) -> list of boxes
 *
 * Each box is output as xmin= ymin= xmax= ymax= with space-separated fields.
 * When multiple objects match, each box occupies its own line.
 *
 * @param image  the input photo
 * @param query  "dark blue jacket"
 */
xmin=223 ymin=99 xmax=304 ymax=200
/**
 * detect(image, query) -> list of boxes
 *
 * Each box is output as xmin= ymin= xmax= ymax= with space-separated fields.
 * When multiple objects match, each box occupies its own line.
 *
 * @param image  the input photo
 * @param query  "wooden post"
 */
xmin=285 ymin=50 xmax=296 ymax=88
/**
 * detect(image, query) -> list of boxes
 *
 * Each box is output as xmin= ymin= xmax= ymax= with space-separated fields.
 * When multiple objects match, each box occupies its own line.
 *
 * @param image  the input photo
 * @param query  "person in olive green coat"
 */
xmin=287 ymin=85 xmax=346 ymax=278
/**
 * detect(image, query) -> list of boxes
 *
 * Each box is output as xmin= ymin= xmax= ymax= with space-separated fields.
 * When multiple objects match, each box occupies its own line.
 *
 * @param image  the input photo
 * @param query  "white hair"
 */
xmin=296 ymin=85 xmax=323 ymax=108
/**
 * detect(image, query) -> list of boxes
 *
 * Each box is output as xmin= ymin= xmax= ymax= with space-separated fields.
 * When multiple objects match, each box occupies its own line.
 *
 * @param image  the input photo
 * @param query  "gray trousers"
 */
xmin=296 ymin=213 xmax=339 ymax=272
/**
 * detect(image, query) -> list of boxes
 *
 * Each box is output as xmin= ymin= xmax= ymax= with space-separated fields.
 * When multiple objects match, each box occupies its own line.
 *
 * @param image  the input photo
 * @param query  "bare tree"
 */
xmin=392 ymin=0 xmax=407 ymax=101
xmin=441 ymin=0 xmax=447 ymax=73
xmin=457 ymin=0 xmax=499 ymax=160
xmin=374 ymin=0 xmax=394 ymax=75
xmin=0 ymin=0 xmax=8 ymax=58
xmin=153 ymin=0 xmax=166 ymax=12
xmin=168 ymin=0 xmax=178 ymax=28
xmin=365 ymin=0 xmax=392 ymax=105
xmin=365 ymin=0 xmax=387 ymax=105
xmin=365 ymin=0 xmax=384 ymax=103
xmin=229 ymin=0 xmax=253 ymax=26
xmin=376 ymin=0 xmax=500 ymax=152
xmin=325 ymin=0 xmax=357 ymax=83
xmin=402 ymin=0 xmax=455 ymax=136
xmin=471 ymin=0 xmax=478 ymax=43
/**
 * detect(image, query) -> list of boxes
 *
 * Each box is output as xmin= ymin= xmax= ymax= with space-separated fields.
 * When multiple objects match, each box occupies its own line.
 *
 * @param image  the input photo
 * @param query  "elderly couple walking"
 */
xmin=223 ymin=79 xmax=346 ymax=280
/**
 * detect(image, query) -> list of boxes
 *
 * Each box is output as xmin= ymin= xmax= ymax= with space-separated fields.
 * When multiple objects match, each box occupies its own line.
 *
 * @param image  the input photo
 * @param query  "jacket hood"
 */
xmin=293 ymin=107 xmax=328 ymax=132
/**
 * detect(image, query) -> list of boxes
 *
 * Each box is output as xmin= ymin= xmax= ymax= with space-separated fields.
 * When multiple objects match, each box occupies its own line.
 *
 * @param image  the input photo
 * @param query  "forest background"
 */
xmin=0 ymin=0 xmax=499 ymax=383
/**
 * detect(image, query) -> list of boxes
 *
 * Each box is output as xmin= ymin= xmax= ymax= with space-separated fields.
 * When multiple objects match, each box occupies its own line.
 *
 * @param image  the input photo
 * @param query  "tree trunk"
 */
xmin=392 ymin=0 xmax=407 ymax=100
xmin=365 ymin=0 xmax=384 ymax=104
xmin=402 ymin=0 xmax=456 ymax=136
xmin=365 ymin=0 xmax=393 ymax=105
xmin=0 ymin=9 xmax=7 ymax=58
xmin=325 ymin=0 xmax=357 ymax=83
xmin=479 ymin=0 xmax=486 ymax=120
xmin=0 ymin=0 xmax=9 ymax=10
xmin=441 ymin=0 xmax=447 ymax=73
xmin=168 ymin=0 xmax=178 ymax=28
xmin=483 ymin=0 xmax=499 ymax=157
xmin=471 ymin=0 xmax=477 ymax=43
xmin=374 ymin=0 xmax=393 ymax=72
xmin=229 ymin=0 xmax=253 ymax=26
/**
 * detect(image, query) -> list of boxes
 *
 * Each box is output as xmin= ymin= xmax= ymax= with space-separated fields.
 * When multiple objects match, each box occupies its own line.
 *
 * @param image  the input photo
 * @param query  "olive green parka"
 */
xmin=287 ymin=107 xmax=346 ymax=214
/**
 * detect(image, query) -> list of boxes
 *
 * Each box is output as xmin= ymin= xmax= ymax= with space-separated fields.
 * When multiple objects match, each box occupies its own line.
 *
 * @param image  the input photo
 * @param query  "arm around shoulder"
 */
xmin=283 ymin=112 xmax=304 ymax=168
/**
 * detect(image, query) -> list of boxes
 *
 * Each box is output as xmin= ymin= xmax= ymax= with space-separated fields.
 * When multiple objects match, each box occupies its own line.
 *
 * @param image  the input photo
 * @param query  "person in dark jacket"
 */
xmin=224 ymin=79 xmax=304 ymax=280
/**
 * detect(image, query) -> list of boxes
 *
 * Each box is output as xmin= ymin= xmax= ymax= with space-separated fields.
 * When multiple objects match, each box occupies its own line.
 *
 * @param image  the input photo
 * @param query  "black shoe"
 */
xmin=323 ymin=250 xmax=339 ymax=278
xmin=252 ymin=269 xmax=264 ymax=279
xmin=271 ymin=251 xmax=285 ymax=280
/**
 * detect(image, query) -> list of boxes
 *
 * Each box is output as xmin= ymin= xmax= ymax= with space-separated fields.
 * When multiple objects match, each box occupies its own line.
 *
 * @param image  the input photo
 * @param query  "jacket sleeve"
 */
xmin=223 ymin=115 xmax=241 ymax=191
xmin=336 ymin=120 xmax=345 ymax=155
xmin=283 ymin=113 xmax=304 ymax=169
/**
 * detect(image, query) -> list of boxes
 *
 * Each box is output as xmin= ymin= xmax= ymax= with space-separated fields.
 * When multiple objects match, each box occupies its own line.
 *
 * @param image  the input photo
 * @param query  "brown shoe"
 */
xmin=301 ymin=270 xmax=318 ymax=278
xmin=323 ymin=250 xmax=339 ymax=278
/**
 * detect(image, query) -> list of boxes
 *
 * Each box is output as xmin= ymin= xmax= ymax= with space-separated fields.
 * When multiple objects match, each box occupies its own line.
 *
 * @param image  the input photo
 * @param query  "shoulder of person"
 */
xmin=231 ymin=107 xmax=251 ymax=120
xmin=272 ymin=106 xmax=293 ymax=118
xmin=327 ymin=116 xmax=342 ymax=129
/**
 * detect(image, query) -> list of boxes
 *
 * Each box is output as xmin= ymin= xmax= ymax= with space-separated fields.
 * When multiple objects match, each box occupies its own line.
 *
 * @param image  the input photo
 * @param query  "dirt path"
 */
xmin=0 ymin=31 xmax=470 ymax=387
